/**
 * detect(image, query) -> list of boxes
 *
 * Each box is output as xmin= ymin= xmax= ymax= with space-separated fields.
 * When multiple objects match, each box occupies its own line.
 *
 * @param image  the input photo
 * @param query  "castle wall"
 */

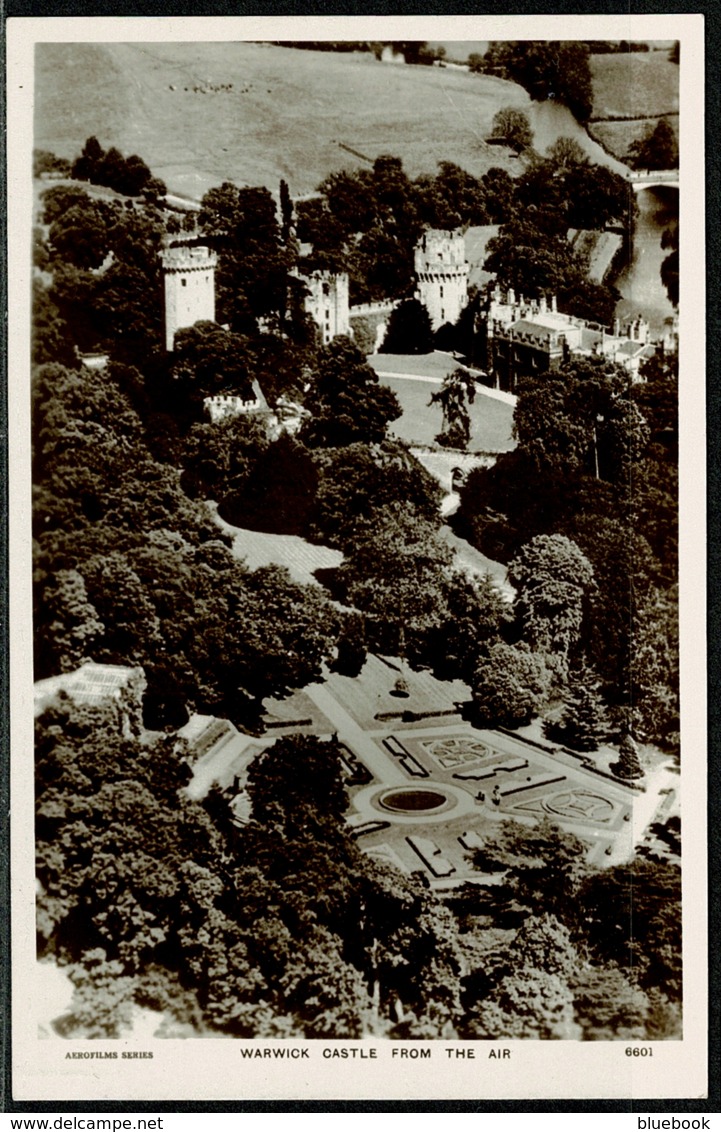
xmin=162 ymin=244 xmax=218 ymax=352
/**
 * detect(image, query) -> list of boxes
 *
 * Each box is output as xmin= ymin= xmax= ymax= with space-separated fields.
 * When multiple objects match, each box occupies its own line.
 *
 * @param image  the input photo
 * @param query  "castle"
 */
xmin=480 ymin=287 xmax=655 ymax=391
xmin=160 ymin=232 xmax=655 ymax=402
xmin=160 ymin=229 xmax=471 ymax=357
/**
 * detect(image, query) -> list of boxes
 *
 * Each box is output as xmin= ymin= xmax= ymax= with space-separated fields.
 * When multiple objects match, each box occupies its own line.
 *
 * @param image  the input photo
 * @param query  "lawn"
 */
xmin=210 ymin=506 xmax=343 ymax=585
xmin=369 ymin=358 xmax=515 ymax=452
xmin=34 ymin=41 xmax=533 ymax=200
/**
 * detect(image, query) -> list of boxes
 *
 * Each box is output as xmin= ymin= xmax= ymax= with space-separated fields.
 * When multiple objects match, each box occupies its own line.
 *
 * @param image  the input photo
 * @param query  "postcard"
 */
xmin=7 ymin=13 xmax=707 ymax=1104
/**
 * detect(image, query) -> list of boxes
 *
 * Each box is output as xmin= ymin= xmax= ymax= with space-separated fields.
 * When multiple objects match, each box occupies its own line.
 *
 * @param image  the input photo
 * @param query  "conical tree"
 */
xmin=611 ymin=733 xmax=644 ymax=780
xmin=546 ymin=669 xmax=608 ymax=752
xmin=380 ymin=298 xmax=434 ymax=355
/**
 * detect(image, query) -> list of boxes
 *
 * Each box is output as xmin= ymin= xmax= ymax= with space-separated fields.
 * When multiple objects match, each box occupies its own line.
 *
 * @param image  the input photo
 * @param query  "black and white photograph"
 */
xmin=7 ymin=14 xmax=707 ymax=1103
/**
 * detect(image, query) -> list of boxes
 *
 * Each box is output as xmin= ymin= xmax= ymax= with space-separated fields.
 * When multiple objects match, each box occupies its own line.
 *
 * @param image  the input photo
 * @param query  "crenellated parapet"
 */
xmin=161 ymin=244 xmax=218 ymax=273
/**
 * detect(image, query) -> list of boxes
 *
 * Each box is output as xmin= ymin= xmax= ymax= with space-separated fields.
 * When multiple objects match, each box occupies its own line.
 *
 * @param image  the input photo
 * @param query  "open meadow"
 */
xmin=590 ymin=51 xmax=679 ymax=120
xmin=588 ymin=50 xmax=679 ymax=161
xmin=34 ymin=41 xmax=529 ymax=200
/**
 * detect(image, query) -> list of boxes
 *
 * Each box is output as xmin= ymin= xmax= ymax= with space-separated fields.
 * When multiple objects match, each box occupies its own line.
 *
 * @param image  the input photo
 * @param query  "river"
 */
xmin=524 ymin=99 xmax=678 ymax=336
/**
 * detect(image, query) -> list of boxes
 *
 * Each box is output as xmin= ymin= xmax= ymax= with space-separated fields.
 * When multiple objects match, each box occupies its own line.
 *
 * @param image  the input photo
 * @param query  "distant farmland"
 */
xmin=34 ymin=41 xmax=531 ymax=200
xmin=588 ymin=50 xmax=679 ymax=162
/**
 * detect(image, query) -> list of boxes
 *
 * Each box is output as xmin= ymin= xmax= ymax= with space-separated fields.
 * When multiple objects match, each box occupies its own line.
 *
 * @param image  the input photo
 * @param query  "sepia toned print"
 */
xmin=10 ymin=14 xmax=706 ymax=1102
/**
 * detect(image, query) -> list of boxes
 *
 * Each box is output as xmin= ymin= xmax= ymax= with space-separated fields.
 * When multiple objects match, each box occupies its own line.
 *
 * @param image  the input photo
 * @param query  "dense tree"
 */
xmin=220 ymin=432 xmax=319 ymax=536
xmin=626 ymin=584 xmax=679 ymax=747
xmin=571 ymin=966 xmax=650 ymax=1040
xmin=171 ymin=320 xmax=255 ymax=408
xmin=470 ymin=969 xmax=579 ymax=1039
xmin=490 ymin=107 xmax=534 ymax=152
xmin=473 ymin=819 xmax=591 ymax=925
xmin=301 ymin=336 xmax=401 ymax=448
xmin=35 ymin=568 xmax=105 ymax=673
xmin=627 ymin=119 xmax=679 ymax=170
xmin=611 ymin=733 xmax=644 ymax=780
xmin=380 ymin=298 xmax=434 ymax=355
xmin=484 ymin=41 xmax=593 ymax=122
xmin=479 ymin=167 xmax=517 ymax=224
xmin=335 ymin=504 xmax=453 ymax=657
xmin=508 ymin=534 xmax=595 ymax=668
xmin=198 ymin=182 xmax=289 ymax=331
xmin=484 ymin=221 xmax=619 ymax=325
xmin=660 ymin=224 xmax=679 ymax=307
xmin=309 ymin=441 xmax=442 ymax=548
xmin=246 ymin=734 xmax=348 ymax=829
xmin=32 ymin=280 xmax=77 ymax=368
xmin=426 ymin=571 xmax=504 ymax=682
xmin=471 ymin=642 xmax=552 ymax=728
xmin=544 ymin=136 xmax=587 ymax=169
xmin=578 ymin=858 xmax=682 ymax=999
xmin=33 ymin=148 xmax=71 ymax=178
xmin=414 ymin=162 xmax=488 ymax=229
xmin=467 ymin=918 xmax=583 ymax=1039
xmin=70 ymin=136 xmax=158 ymax=197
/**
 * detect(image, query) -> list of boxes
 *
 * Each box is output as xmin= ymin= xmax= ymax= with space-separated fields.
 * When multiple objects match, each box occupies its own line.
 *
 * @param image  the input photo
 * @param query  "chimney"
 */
xmin=539 ymin=294 xmax=547 ymax=314
xmin=551 ymin=295 xmax=557 ymax=313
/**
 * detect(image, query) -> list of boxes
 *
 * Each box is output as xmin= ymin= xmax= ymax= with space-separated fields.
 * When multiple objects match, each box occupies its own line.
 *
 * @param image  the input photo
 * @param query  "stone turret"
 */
xmin=414 ymin=229 xmax=470 ymax=331
xmin=161 ymin=242 xmax=217 ymax=352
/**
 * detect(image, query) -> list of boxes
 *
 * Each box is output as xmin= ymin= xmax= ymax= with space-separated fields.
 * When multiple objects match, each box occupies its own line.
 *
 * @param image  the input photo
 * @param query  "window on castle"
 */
xmin=181 ymin=279 xmax=187 ymax=287
xmin=440 ymin=286 xmax=444 ymax=297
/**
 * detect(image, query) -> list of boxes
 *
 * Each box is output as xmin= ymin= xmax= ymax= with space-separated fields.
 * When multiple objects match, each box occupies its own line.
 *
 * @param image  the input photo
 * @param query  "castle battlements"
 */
xmin=414 ymin=228 xmax=468 ymax=269
xmin=203 ymin=393 xmax=260 ymax=423
xmin=161 ymin=244 xmax=218 ymax=274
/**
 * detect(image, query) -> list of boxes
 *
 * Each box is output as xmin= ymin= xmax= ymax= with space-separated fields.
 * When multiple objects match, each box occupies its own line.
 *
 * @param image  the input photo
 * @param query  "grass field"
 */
xmin=590 ymin=52 xmax=679 ymax=121
xmin=375 ymin=371 xmax=515 ymax=452
xmin=34 ymin=41 xmax=531 ymax=201
xmin=587 ymin=117 xmax=679 ymax=165
xmin=588 ymin=51 xmax=679 ymax=162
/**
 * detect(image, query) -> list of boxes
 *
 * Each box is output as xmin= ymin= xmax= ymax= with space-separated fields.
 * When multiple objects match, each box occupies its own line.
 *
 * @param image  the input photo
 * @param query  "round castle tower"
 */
xmin=161 ymin=242 xmax=218 ymax=352
xmin=414 ymin=229 xmax=470 ymax=331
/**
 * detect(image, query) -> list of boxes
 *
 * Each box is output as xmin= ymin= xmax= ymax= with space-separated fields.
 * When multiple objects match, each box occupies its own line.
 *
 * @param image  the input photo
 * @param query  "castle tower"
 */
xmin=303 ymin=271 xmax=350 ymax=345
xmin=161 ymin=242 xmax=218 ymax=352
xmin=414 ymin=229 xmax=470 ymax=331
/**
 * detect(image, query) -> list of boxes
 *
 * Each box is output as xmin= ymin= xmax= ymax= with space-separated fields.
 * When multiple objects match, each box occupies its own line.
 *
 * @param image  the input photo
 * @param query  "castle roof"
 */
xmin=509 ymin=319 xmax=557 ymax=339
xmin=616 ymin=339 xmax=647 ymax=357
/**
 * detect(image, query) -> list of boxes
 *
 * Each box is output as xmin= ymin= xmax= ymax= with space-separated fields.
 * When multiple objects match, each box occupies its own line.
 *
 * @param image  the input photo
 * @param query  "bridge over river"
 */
xmin=627 ymin=169 xmax=679 ymax=191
